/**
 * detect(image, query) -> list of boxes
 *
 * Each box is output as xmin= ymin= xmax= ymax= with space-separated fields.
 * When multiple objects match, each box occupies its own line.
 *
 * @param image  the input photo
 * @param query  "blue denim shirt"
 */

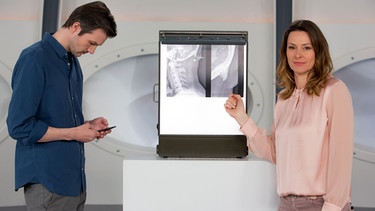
xmin=6 ymin=33 xmax=86 ymax=196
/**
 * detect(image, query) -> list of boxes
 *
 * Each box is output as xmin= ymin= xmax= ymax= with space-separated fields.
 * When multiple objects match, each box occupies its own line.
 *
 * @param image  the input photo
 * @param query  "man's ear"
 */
xmin=70 ymin=22 xmax=81 ymax=34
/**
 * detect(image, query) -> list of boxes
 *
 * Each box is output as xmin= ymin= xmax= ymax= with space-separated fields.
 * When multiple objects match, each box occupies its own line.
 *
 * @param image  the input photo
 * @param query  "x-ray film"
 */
xmin=159 ymin=31 xmax=247 ymax=135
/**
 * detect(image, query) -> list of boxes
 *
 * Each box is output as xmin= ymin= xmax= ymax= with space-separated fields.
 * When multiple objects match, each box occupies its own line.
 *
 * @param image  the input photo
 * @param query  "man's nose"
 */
xmin=88 ymin=45 xmax=97 ymax=54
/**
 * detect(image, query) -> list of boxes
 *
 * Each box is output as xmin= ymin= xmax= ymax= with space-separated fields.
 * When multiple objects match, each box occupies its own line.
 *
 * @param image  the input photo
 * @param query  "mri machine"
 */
xmin=333 ymin=49 xmax=375 ymax=208
xmin=0 ymin=63 xmax=11 ymax=144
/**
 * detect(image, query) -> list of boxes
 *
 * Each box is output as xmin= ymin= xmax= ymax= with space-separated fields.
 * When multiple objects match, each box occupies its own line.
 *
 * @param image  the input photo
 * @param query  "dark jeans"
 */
xmin=24 ymin=184 xmax=86 ymax=211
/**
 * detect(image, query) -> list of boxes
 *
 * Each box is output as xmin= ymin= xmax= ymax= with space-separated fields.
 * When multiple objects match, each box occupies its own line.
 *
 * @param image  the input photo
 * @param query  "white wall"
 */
xmin=1 ymin=0 xmax=375 ymax=208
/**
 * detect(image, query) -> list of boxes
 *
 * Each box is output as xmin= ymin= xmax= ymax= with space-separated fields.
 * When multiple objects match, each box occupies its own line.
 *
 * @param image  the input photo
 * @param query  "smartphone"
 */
xmin=97 ymin=126 xmax=116 ymax=132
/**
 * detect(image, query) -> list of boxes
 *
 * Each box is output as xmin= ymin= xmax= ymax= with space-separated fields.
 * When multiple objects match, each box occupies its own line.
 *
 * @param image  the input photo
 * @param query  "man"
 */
xmin=6 ymin=1 xmax=117 ymax=210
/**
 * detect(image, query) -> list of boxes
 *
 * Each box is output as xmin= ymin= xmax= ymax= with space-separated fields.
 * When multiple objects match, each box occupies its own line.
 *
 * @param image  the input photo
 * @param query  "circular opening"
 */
xmin=333 ymin=57 xmax=375 ymax=162
xmin=0 ymin=75 xmax=10 ymax=122
xmin=0 ymin=62 xmax=11 ymax=143
xmin=83 ymin=54 xmax=159 ymax=155
xmin=82 ymin=46 xmax=264 ymax=156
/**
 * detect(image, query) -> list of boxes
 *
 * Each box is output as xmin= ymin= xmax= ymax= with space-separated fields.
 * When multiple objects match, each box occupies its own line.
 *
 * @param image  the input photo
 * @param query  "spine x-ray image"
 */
xmin=166 ymin=44 xmax=244 ymax=97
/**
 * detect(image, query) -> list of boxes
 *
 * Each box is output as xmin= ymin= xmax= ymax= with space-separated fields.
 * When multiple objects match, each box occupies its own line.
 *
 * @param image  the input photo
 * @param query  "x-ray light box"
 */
xmin=157 ymin=31 xmax=249 ymax=158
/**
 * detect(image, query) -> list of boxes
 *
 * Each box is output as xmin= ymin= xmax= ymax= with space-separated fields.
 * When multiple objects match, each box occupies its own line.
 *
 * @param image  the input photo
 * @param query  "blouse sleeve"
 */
xmin=322 ymin=81 xmax=354 ymax=211
xmin=240 ymin=118 xmax=277 ymax=164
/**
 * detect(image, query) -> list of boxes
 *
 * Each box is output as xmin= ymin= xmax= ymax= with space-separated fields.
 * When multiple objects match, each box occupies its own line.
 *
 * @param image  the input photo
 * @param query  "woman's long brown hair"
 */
xmin=276 ymin=20 xmax=333 ymax=100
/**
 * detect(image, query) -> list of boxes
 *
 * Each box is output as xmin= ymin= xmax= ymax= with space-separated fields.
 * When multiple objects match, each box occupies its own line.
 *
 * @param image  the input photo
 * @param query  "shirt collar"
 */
xmin=43 ymin=32 xmax=69 ymax=60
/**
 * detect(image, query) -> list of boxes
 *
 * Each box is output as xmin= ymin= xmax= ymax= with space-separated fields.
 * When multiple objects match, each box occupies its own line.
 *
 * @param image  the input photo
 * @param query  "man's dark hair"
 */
xmin=62 ymin=1 xmax=117 ymax=38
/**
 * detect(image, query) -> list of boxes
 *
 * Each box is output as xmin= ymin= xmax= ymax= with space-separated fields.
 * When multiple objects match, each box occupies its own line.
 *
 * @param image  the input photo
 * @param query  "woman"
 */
xmin=224 ymin=20 xmax=354 ymax=211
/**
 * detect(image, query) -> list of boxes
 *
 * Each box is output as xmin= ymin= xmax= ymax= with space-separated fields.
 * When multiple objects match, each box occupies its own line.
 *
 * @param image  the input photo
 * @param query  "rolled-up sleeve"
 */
xmin=7 ymin=53 xmax=48 ymax=145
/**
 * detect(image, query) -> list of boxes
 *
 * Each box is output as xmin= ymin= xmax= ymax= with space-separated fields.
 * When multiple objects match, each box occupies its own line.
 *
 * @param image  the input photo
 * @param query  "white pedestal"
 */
xmin=123 ymin=155 xmax=279 ymax=211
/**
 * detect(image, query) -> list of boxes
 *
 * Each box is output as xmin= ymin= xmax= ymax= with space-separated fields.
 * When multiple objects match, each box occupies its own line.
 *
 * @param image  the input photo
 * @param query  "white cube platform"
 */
xmin=123 ymin=154 xmax=279 ymax=211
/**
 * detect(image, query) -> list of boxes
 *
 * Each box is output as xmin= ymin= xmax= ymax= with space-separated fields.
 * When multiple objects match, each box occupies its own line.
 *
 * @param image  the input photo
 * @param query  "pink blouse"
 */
xmin=241 ymin=77 xmax=354 ymax=211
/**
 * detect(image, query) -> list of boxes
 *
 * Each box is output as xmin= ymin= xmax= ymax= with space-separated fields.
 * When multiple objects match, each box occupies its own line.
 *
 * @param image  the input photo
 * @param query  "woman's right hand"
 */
xmin=224 ymin=93 xmax=249 ymax=127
